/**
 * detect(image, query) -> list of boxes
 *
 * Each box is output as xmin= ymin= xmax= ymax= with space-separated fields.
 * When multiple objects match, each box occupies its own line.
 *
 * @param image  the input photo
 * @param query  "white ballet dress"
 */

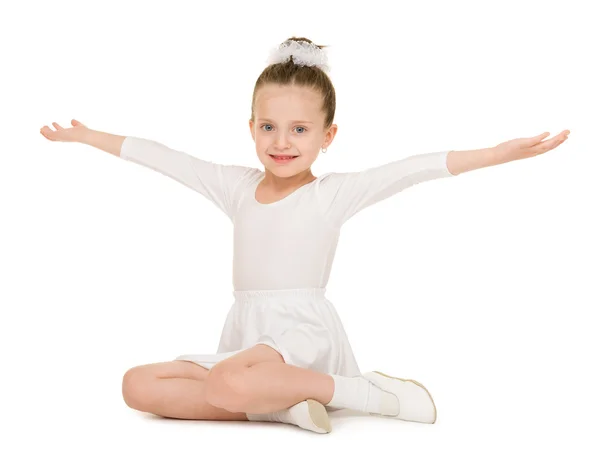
xmin=119 ymin=136 xmax=456 ymax=377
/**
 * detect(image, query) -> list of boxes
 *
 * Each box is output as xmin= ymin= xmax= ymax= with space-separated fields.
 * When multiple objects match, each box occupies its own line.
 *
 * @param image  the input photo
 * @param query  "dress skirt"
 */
xmin=174 ymin=288 xmax=362 ymax=378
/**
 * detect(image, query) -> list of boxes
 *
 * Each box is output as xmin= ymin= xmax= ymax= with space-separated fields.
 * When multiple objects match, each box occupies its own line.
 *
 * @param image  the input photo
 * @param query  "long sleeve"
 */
xmin=316 ymin=150 xmax=456 ymax=227
xmin=119 ymin=136 xmax=257 ymax=220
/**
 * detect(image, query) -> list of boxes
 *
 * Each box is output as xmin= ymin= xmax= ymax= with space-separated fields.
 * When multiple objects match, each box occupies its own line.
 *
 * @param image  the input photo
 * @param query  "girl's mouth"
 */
xmin=270 ymin=154 xmax=299 ymax=163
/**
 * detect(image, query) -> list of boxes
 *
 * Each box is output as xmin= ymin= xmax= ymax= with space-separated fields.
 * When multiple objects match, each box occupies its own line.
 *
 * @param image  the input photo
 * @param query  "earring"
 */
xmin=321 ymin=147 xmax=328 ymax=153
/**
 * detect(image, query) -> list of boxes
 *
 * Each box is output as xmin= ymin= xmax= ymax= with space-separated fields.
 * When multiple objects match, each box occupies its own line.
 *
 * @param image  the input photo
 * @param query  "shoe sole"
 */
xmin=372 ymin=371 xmax=438 ymax=424
xmin=306 ymin=399 xmax=332 ymax=433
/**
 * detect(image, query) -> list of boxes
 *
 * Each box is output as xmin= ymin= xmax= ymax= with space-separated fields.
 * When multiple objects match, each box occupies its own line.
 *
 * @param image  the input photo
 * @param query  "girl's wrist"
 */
xmin=78 ymin=127 xmax=95 ymax=145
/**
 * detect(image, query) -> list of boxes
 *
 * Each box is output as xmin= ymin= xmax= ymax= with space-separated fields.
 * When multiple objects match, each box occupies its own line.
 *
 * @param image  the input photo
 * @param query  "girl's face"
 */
xmin=249 ymin=84 xmax=337 ymax=177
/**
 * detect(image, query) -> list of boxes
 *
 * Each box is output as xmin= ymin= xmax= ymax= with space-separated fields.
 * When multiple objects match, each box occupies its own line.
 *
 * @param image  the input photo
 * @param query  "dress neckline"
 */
xmin=253 ymin=174 xmax=319 ymax=207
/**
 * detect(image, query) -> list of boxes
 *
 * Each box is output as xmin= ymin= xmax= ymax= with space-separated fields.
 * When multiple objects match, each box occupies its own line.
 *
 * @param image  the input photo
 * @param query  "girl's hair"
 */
xmin=250 ymin=37 xmax=336 ymax=130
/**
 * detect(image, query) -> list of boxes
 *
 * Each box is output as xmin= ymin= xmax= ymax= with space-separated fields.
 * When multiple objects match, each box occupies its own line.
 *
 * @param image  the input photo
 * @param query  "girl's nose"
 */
xmin=275 ymin=134 xmax=291 ymax=149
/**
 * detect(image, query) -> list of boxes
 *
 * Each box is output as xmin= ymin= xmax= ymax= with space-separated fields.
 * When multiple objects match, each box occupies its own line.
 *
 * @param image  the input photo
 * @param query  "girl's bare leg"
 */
xmin=204 ymin=346 xmax=437 ymax=425
xmin=205 ymin=344 xmax=335 ymax=415
xmin=122 ymin=360 xmax=247 ymax=421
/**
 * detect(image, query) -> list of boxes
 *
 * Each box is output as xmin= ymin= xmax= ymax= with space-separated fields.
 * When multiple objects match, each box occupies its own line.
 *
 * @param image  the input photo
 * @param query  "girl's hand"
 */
xmin=493 ymin=129 xmax=570 ymax=165
xmin=40 ymin=119 xmax=88 ymax=143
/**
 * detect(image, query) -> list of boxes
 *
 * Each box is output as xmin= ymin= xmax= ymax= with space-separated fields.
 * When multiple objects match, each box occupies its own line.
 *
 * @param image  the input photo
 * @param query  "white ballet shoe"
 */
xmin=363 ymin=371 xmax=437 ymax=424
xmin=247 ymin=399 xmax=332 ymax=434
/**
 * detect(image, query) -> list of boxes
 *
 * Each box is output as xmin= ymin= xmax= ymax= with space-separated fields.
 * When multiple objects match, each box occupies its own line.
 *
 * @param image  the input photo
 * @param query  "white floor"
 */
xmin=6 ymin=384 xmax=596 ymax=468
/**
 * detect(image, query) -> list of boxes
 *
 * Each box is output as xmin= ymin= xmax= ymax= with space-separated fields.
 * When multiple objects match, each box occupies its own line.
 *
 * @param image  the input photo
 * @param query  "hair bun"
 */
xmin=267 ymin=38 xmax=330 ymax=72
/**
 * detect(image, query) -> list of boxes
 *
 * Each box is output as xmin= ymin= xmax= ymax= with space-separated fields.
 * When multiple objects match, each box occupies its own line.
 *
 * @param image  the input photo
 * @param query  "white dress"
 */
xmin=119 ymin=136 xmax=456 ymax=377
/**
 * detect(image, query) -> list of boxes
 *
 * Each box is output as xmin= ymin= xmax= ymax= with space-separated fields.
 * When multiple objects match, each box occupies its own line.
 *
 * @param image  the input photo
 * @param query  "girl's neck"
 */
xmin=262 ymin=168 xmax=317 ymax=191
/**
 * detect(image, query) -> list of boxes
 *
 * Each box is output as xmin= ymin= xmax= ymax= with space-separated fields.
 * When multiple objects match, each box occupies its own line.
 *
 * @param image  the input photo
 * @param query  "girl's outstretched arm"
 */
xmin=40 ymin=119 xmax=257 ymax=220
xmin=315 ymin=129 xmax=570 ymax=227
xmin=447 ymin=130 xmax=570 ymax=175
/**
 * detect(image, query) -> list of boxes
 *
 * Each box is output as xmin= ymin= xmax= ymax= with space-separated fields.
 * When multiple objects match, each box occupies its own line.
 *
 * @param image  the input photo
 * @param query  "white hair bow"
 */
xmin=267 ymin=40 xmax=330 ymax=72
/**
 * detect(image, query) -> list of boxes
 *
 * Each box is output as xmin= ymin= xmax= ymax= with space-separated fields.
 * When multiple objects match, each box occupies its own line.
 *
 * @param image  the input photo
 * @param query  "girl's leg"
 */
xmin=121 ymin=360 xmax=247 ymax=421
xmin=204 ymin=344 xmax=335 ymax=414
xmin=205 ymin=344 xmax=436 ymax=424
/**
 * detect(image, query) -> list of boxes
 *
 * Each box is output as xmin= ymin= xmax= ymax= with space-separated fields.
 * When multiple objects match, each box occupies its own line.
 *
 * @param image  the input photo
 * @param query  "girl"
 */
xmin=40 ymin=37 xmax=569 ymax=434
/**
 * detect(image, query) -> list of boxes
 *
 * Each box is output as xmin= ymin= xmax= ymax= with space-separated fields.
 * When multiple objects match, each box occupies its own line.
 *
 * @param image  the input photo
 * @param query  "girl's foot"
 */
xmin=248 ymin=399 xmax=332 ymax=433
xmin=362 ymin=371 xmax=437 ymax=424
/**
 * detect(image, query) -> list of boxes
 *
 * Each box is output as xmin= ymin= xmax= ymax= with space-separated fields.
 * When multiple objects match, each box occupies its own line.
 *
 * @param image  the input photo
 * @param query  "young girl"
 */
xmin=40 ymin=37 xmax=569 ymax=434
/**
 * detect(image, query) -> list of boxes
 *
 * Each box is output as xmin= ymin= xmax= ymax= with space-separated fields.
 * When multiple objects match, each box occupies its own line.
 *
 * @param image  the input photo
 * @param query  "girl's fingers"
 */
xmin=529 ymin=130 xmax=569 ymax=146
xmin=531 ymin=132 xmax=550 ymax=142
xmin=52 ymin=122 xmax=65 ymax=131
xmin=516 ymin=132 xmax=549 ymax=149
xmin=40 ymin=126 xmax=54 ymax=140
xmin=533 ymin=132 xmax=568 ymax=152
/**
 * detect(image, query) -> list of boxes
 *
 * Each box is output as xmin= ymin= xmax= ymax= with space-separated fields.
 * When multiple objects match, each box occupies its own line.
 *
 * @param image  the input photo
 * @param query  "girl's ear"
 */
xmin=325 ymin=123 xmax=338 ymax=146
xmin=249 ymin=119 xmax=256 ymax=142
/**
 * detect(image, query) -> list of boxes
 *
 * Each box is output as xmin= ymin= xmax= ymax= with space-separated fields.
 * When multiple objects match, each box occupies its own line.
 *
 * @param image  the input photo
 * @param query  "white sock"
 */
xmin=326 ymin=374 xmax=399 ymax=414
xmin=247 ymin=409 xmax=291 ymax=424
xmin=246 ymin=400 xmax=331 ymax=434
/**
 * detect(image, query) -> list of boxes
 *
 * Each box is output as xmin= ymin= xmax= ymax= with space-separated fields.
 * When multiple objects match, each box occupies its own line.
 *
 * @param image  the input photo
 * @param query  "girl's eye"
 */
xmin=260 ymin=124 xmax=306 ymax=133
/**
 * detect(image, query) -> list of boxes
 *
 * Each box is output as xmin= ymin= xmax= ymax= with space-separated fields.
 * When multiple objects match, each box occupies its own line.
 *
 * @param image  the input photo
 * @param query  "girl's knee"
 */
xmin=121 ymin=367 xmax=154 ymax=410
xmin=204 ymin=365 xmax=251 ymax=413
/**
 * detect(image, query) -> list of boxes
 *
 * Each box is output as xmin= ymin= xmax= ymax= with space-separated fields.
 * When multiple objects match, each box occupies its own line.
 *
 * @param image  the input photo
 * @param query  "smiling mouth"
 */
xmin=270 ymin=154 xmax=299 ymax=160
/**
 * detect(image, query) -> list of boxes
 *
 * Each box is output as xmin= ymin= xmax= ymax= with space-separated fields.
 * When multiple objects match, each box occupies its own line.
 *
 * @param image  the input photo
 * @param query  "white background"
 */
xmin=2 ymin=0 xmax=599 ymax=467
